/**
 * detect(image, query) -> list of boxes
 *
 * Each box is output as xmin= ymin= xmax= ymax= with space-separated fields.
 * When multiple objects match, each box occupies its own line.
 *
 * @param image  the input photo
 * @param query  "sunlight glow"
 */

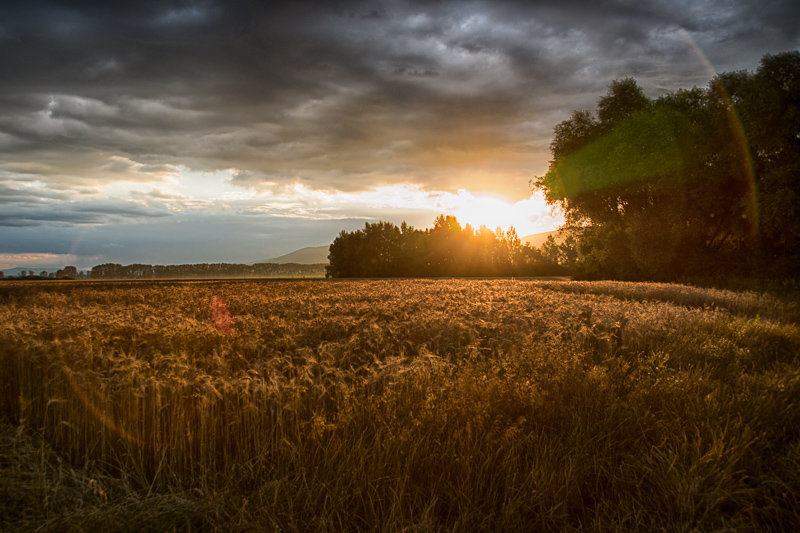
xmin=247 ymin=184 xmax=564 ymax=236
xmin=441 ymin=190 xmax=563 ymax=237
xmin=98 ymin=168 xmax=564 ymax=238
xmin=451 ymin=195 xmax=517 ymax=232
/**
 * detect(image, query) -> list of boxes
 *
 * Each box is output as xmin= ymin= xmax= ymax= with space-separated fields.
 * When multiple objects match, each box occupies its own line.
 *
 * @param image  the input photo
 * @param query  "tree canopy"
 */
xmin=326 ymin=217 xmax=575 ymax=278
xmin=533 ymin=51 xmax=800 ymax=280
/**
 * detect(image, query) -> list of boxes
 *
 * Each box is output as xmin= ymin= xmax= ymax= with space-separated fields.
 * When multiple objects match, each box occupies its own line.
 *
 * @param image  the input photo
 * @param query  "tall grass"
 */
xmin=534 ymin=279 xmax=798 ymax=321
xmin=1 ymin=279 xmax=799 ymax=531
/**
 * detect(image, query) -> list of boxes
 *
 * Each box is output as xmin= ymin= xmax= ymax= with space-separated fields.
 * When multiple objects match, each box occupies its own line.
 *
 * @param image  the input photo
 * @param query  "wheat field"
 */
xmin=1 ymin=279 xmax=798 ymax=531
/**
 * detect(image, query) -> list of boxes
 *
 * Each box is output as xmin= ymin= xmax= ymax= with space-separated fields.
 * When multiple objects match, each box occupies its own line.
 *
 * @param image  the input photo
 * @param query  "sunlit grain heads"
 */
xmin=2 ymin=279 xmax=799 ymax=530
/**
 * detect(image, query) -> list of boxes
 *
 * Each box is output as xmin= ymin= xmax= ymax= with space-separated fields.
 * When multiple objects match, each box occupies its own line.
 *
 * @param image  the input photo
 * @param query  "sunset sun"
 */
xmin=452 ymin=195 xmax=518 ymax=232
xmin=443 ymin=191 xmax=560 ymax=238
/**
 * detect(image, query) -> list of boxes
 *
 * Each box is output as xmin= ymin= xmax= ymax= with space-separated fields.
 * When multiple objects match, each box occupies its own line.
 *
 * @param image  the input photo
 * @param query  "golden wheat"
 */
xmin=1 ymin=279 xmax=798 ymax=531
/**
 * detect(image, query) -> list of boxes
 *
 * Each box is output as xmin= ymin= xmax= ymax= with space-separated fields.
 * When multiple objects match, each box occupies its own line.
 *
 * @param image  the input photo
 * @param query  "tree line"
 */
xmin=0 ymin=266 xmax=88 ymax=280
xmin=1 ymin=263 xmax=327 ymax=280
xmin=533 ymin=51 xmax=800 ymax=280
xmin=325 ymin=215 xmax=576 ymax=278
xmin=89 ymin=262 xmax=325 ymax=279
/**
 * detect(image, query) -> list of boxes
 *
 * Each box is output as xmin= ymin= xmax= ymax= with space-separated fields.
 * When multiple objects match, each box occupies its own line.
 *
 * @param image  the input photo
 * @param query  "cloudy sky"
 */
xmin=1 ymin=0 xmax=798 ymax=269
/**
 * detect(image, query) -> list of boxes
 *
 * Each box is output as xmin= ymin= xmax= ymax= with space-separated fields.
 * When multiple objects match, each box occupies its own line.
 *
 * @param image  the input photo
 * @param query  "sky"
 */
xmin=1 ymin=0 xmax=798 ymax=270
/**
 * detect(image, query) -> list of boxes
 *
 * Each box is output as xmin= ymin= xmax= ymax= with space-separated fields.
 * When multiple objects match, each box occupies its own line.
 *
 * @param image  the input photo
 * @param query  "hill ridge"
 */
xmin=253 ymin=245 xmax=329 ymax=265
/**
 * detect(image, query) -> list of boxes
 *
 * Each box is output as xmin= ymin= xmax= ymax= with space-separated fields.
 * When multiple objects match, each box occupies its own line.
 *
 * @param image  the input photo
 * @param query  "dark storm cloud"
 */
xmin=2 ymin=0 xmax=796 ymax=193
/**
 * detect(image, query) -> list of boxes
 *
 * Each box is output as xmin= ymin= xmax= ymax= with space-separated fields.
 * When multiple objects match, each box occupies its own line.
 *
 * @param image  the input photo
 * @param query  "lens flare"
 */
xmin=675 ymin=27 xmax=758 ymax=235
xmin=212 ymin=296 xmax=234 ymax=336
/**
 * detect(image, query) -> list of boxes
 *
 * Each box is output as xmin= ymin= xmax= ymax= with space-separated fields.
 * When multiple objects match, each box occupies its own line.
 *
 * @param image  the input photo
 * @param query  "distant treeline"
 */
xmin=89 ymin=262 xmax=326 ymax=279
xmin=326 ymin=216 xmax=575 ymax=278
xmin=534 ymin=51 xmax=800 ymax=280
xmin=0 ymin=266 xmax=88 ymax=280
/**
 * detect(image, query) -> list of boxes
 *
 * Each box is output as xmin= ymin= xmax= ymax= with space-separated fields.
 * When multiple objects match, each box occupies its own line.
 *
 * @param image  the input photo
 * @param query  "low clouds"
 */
xmin=0 ymin=188 xmax=172 ymax=227
xmin=0 ymin=0 xmax=798 ymax=264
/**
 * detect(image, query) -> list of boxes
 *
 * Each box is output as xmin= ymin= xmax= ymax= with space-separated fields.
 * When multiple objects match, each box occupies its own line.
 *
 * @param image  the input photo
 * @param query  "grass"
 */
xmin=1 ymin=278 xmax=799 ymax=531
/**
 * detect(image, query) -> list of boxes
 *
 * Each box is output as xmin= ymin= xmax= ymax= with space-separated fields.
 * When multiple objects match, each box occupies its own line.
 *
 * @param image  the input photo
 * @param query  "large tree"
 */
xmin=534 ymin=51 xmax=800 ymax=280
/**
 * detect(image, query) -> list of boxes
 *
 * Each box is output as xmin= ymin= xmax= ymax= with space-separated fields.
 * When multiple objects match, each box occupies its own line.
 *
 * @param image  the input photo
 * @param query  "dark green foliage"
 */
xmin=56 ymin=266 xmax=78 ymax=279
xmin=327 ymin=221 xmax=406 ymax=277
xmin=534 ymin=51 xmax=800 ymax=280
xmin=326 ymin=216 xmax=566 ymax=277
xmin=597 ymin=77 xmax=652 ymax=128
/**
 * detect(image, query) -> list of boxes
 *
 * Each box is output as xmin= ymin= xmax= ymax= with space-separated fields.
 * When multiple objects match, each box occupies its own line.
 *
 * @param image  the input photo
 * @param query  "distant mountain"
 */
xmin=254 ymin=245 xmax=330 ymax=265
xmin=521 ymin=231 xmax=560 ymax=248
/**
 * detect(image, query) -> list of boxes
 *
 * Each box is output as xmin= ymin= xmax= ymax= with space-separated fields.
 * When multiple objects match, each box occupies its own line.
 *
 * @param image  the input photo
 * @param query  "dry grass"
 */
xmin=1 ymin=279 xmax=799 ymax=531
xmin=534 ymin=279 xmax=798 ymax=321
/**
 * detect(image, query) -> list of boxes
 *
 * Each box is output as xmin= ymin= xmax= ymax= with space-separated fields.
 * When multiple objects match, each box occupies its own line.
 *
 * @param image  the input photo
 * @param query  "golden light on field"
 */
xmin=1 ymin=279 xmax=796 ymax=530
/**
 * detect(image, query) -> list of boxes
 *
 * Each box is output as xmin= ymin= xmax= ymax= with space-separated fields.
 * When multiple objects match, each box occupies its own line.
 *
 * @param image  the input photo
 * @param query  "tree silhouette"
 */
xmin=326 ymin=216 xmax=558 ymax=278
xmin=534 ymin=51 xmax=800 ymax=280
